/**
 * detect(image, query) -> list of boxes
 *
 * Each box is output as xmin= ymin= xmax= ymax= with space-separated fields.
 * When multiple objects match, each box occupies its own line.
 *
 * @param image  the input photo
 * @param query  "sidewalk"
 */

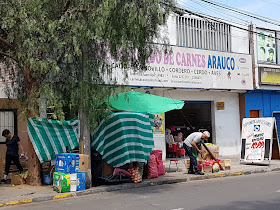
xmin=1 ymin=155 xmax=280 ymax=207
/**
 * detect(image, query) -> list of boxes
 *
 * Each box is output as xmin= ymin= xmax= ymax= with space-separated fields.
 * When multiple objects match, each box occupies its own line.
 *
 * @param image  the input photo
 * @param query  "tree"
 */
xmin=0 ymin=0 xmax=176 ymax=185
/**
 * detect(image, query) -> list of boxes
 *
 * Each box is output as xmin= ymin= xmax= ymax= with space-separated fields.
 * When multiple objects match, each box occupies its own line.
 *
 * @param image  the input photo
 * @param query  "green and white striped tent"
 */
xmin=91 ymin=111 xmax=154 ymax=168
xmin=28 ymin=117 xmax=79 ymax=163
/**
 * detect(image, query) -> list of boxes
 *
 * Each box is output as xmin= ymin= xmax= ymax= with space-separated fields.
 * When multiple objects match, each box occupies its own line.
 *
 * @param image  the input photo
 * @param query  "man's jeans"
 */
xmin=183 ymin=143 xmax=200 ymax=173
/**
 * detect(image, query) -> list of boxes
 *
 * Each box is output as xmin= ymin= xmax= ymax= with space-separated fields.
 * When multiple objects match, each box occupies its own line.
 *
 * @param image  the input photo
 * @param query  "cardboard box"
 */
xmin=198 ymin=144 xmax=219 ymax=160
xmin=55 ymin=153 xmax=80 ymax=173
xmin=221 ymin=159 xmax=231 ymax=166
xmin=77 ymin=172 xmax=86 ymax=191
xmin=0 ymin=158 xmax=4 ymax=178
xmin=224 ymin=166 xmax=231 ymax=170
xmin=69 ymin=172 xmax=86 ymax=191
xmin=79 ymin=154 xmax=89 ymax=172
xmin=198 ymin=152 xmax=219 ymax=161
xmin=53 ymin=172 xmax=71 ymax=193
xmin=203 ymin=166 xmax=212 ymax=173
xmin=11 ymin=175 xmax=23 ymax=185
xmin=70 ymin=173 xmax=77 ymax=192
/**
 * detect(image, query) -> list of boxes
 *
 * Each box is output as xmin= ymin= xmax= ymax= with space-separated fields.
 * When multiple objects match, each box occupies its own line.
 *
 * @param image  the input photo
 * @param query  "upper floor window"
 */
xmin=176 ymin=16 xmax=231 ymax=52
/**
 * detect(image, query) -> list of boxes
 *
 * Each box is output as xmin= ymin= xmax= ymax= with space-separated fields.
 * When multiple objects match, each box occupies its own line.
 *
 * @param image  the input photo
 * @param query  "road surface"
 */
xmin=4 ymin=172 xmax=280 ymax=210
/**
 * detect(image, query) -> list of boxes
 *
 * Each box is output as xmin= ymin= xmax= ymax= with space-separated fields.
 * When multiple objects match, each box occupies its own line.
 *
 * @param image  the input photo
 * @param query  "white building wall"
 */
xmin=231 ymin=24 xmax=250 ymax=54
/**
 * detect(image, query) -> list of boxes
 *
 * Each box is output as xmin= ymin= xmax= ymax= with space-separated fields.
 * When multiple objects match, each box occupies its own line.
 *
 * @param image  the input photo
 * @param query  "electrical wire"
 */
xmin=173 ymin=4 xmax=280 ymax=42
xmin=187 ymin=0 xmax=251 ymax=25
xmin=199 ymin=0 xmax=280 ymax=26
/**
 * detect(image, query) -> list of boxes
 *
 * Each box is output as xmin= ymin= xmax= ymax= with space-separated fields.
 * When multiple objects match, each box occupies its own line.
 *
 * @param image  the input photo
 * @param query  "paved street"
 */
xmin=3 ymin=171 xmax=280 ymax=210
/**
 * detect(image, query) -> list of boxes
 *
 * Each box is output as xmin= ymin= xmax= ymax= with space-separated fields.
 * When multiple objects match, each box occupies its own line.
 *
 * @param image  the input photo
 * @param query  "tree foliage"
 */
xmin=0 ymin=0 xmax=176 ymax=130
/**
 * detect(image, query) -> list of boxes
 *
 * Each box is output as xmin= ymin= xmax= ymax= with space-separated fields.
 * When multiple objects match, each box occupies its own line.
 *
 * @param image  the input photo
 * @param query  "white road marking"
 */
xmin=276 ymin=190 xmax=280 ymax=192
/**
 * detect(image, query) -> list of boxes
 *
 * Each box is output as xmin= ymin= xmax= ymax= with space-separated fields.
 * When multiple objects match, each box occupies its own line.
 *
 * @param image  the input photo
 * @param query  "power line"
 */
xmin=261 ymin=0 xmax=280 ymax=7
xmin=174 ymin=5 xmax=280 ymax=42
xmin=187 ymin=0 xmax=251 ymax=25
xmin=199 ymin=0 xmax=280 ymax=27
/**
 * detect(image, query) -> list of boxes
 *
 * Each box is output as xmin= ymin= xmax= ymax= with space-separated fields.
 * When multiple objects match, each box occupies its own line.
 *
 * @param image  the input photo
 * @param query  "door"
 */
xmin=273 ymin=112 xmax=280 ymax=144
xmin=250 ymin=110 xmax=259 ymax=118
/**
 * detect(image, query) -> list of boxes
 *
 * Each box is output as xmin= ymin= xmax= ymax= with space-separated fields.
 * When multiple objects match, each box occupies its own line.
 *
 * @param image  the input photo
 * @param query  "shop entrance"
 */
xmin=165 ymin=101 xmax=212 ymax=143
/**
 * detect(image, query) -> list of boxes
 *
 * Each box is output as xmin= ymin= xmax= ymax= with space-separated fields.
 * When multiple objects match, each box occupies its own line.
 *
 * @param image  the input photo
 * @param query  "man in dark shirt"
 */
xmin=1 ymin=129 xmax=24 ymax=183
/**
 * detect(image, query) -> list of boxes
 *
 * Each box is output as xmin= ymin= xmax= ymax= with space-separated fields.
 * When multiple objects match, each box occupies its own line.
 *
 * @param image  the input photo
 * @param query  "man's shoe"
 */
xmin=188 ymin=171 xmax=195 ymax=174
xmin=195 ymin=171 xmax=204 ymax=175
xmin=1 ymin=179 xmax=7 ymax=183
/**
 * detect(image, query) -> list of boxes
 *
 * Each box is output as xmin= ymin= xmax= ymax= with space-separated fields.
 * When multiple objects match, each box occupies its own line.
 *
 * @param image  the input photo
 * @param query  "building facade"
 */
xmin=113 ymin=12 xmax=254 ymax=159
xmin=244 ymin=25 xmax=280 ymax=140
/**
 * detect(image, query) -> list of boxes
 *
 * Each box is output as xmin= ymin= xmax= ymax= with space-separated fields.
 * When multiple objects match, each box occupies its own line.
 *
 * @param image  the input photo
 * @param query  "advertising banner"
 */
xmin=257 ymin=29 xmax=276 ymax=63
xmin=260 ymin=67 xmax=280 ymax=85
xmin=241 ymin=118 xmax=279 ymax=163
xmin=153 ymin=113 xmax=165 ymax=137
xmin=111 ymin=45 xmax=253 ymax=90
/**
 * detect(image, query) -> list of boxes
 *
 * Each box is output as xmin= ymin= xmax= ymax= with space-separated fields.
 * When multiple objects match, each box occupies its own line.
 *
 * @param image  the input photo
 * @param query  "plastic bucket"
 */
xmin=43 ymin=175 xmax=52 ymax=185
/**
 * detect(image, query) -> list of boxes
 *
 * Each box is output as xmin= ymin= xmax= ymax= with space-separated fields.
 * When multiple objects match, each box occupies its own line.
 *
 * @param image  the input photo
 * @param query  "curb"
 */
xmin=1 ymin=167 xmax=280 ymax=208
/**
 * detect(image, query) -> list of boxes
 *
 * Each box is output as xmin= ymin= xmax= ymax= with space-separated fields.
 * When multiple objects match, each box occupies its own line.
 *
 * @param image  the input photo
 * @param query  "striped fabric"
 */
xmin=27 ymin=117 xmax=79 ymax=163
xmin=91 ymin=111 xmax=154 ymax=167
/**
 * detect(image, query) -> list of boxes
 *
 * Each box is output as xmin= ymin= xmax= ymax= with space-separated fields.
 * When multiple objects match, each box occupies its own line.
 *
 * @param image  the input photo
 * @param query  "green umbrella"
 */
xmin=108 ymin=91 xmax=184 ymax=113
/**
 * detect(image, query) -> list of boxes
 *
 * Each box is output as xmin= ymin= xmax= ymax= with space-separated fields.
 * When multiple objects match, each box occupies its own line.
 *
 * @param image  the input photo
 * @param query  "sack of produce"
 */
xmin=147 ymin=154 xmax=159 ymax=179
xmin=128 ymin=167 xmax=142 ymax=183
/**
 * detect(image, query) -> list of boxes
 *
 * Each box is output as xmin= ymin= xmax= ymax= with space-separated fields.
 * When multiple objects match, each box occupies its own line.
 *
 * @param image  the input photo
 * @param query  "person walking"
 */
xmin=1 ymin=129 xmax=24 ymax=183
xmin=183 ymin=131 xmax=210 ymax=175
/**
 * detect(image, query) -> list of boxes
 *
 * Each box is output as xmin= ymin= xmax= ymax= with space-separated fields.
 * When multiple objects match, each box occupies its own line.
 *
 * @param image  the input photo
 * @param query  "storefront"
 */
xmin=111 ymin=45 xmax=253 ymax=159
xmin=244 ymin=26 xmax=280 ymax=142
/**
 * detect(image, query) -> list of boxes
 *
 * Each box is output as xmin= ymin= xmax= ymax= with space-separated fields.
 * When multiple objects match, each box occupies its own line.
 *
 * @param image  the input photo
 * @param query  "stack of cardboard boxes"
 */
xmin=53 ymin=153 xmax=88 ymax=193
xmin=186 ymin=144 xmax=231 ymax=173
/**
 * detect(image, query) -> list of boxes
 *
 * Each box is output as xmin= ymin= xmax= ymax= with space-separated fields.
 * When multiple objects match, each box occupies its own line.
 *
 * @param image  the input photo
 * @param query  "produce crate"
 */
xmin=55 ymin=153 xmax=79 ymax=173
xmin=220 ymin=159 xmax=231 ymax=170
xmin=53 ymin=172 xmax=71 ymax=193
xmin=202 ymin=166 xmax=212 ymax=173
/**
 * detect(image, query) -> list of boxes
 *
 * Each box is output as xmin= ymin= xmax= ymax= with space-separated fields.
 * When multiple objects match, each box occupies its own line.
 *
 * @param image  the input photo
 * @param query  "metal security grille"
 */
xmin=176 ymin=16 xmax=231 ymax=52
xmin=0 ymin=110 xmax=16 ymax=143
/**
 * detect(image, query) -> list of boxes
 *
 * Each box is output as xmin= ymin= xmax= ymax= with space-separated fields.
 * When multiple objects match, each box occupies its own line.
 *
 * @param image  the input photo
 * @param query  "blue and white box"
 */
xmin=55 ymin=153 xmax=80 ymax=173
xmin=77 ymin=172 xmax=86 ymax=191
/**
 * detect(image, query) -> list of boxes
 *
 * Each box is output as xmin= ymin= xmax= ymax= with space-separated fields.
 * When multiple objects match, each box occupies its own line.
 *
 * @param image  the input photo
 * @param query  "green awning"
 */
xmin=91 ymin=111 xmax=155 ymax=167
xmin=107 ymin=91 xmax=184 ymax=113
xmin=28 ymin=117 xmax=79 ymax=163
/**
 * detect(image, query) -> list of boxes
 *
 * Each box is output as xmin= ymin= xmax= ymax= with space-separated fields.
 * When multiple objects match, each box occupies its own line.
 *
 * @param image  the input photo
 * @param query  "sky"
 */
xmin=178 ymin=0 xmax=280 ymax=29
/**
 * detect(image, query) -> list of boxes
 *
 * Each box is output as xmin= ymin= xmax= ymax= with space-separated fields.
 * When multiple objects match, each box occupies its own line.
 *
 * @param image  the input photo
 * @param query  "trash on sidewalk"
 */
xmin=11 ymin=175 xmax=23 ymax=185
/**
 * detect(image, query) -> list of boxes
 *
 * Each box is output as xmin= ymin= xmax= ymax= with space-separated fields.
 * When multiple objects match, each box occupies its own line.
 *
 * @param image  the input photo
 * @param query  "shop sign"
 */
xmin=241 ymin=118 xmax=280 ymax=163
xmin=257 ymin=29 xmax=276 ymax=64
xmin=260 ymin=67 xmax=280 ymax=85
xmin=217 ymin=102 xmax=224 ymax=110
xmin=111 ymin=45 xmax=253 ymax=90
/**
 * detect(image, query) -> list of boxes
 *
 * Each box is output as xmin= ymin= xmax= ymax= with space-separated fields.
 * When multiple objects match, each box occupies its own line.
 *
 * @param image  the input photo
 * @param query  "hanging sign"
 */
xmin=110 ymin=45 xmax=253 ymax=90
xmin=240 ymin=117 xmax=280 ymax=164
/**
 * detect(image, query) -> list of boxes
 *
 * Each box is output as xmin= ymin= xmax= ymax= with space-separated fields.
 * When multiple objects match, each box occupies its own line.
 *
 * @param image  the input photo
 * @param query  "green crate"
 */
xmin=53 ymin=172 xmax=71 ymax=193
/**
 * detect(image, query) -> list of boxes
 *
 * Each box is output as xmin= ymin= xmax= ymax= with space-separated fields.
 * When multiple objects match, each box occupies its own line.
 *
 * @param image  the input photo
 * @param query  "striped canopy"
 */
xmin=27 ymin=117 xmax=79 ymax=163
xmin=91 ymin=111 xmax=154 ymax=167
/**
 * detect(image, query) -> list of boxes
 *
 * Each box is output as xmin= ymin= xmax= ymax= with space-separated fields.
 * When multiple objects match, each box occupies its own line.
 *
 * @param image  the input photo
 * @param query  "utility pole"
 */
xmin=78 ymin=46 xmax=92 ymax=188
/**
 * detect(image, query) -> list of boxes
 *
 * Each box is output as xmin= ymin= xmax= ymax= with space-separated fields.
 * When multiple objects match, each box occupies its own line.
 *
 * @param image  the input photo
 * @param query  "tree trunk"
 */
xmin=26 ymin=138 xmax=41 ymax=185
xmin=79 ymin=110 xmax=92 ymax=188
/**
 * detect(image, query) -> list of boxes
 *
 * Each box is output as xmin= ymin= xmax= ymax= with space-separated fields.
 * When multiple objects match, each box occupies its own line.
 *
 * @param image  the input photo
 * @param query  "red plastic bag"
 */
xmin=151 ymin=150 xmax=165 ymax=175
xmin=147 ymin=154 xmax=159 ymax=179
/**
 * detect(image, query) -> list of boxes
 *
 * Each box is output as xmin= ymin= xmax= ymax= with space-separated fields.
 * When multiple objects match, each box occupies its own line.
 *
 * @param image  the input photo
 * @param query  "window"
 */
xmin=176 ymin=16 xmax=231 ymax=52
xmin=0 ymin=110 xmax=17 ymax=143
